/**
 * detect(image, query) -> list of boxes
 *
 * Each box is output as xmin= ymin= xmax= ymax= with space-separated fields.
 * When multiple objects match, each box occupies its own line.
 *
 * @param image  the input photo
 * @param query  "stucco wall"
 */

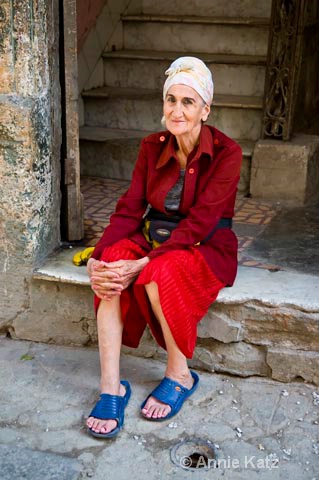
xmin=0 ymin=0 xmax=61 ymax=330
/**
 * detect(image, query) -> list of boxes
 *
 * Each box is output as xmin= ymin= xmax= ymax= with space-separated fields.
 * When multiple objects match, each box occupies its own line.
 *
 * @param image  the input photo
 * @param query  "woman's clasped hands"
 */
xmin=87 ymin=257 xmax=150 ymax=301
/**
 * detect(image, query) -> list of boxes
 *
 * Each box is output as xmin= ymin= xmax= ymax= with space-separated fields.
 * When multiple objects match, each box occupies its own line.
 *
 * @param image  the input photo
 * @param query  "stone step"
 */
xmin=31 ymin=249 xmax=319 ymax=385
xmin=82 ymin=87 xmax=263 ymax=141
xmin=79 ymin=127 xmax=152 ymax=185
xmin=103 ymin=50 xmax=266 ymax=96
xmin=79 ymin=126 xmax=254 ymax=156
xmin=79 ymin=126 xmax=152 ymax=142
xmin=141 ymin=0 xmax=272 ymax=18
xmin=122 ymin=15 xmax=269 ymax=56
xmin=79 ymin=126 xmax=253 ymax=194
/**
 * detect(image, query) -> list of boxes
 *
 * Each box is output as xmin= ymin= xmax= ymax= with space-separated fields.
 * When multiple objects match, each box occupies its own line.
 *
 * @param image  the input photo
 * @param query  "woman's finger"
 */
xmin=90 ymin=270 xmax=122 ymax=280
xmin=91 ymin=276 xmax=123 ymax=286
xmin=92 ymin=281 xmax=123 ymax=291
xmin=101 ymin=260 xmax=126 ymax=268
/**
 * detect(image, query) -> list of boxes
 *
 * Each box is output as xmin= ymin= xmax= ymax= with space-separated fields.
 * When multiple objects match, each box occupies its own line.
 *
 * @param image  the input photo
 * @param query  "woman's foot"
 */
xmin=141 ymin=370 xmax=194 ymax=420
xmin=86 ymin=382 xmax=126 ymax=435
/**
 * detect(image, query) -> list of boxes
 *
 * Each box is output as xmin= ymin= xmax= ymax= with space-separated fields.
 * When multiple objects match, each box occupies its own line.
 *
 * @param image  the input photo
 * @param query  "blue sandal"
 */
xmin=140 ymin=371 xmax=199 ymax=422
xmin=87 ymin=380 xmax=131 ymax=438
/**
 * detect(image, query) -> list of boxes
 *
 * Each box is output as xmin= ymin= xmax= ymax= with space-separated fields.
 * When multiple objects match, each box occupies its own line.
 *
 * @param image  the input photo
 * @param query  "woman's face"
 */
xmin=163 ymin=84 xmax=210 ymax=138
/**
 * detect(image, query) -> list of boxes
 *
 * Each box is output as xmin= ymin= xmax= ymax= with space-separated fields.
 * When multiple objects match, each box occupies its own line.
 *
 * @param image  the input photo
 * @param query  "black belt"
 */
xmin=202 ymin=217 xmax=232 ymax=243
xmin=146 ymin=208 xmax=232 ymax=244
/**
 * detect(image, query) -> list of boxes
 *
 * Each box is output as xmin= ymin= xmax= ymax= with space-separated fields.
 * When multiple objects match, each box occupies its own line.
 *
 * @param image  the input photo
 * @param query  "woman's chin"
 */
xmin=166 ymin=123 xmax=188 ymax=136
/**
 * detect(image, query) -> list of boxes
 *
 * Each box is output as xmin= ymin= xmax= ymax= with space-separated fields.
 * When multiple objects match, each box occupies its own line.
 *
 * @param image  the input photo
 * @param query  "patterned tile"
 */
xmin=81 ymin=177 xmax=281 ymax=270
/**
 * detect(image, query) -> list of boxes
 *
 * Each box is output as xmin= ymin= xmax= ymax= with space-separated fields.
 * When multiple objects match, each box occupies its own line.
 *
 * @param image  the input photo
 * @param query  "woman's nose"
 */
xmin=172 ymin=101 xmax=183 ymax=116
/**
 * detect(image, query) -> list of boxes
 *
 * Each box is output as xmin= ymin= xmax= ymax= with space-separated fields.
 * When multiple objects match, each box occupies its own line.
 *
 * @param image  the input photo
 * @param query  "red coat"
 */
xmin=92 ymin=124 xmax=242 ymax=286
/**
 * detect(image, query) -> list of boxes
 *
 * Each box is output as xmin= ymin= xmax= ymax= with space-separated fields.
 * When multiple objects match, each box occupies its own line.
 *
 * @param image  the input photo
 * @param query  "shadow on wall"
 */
xmin=77 ymin=0 xmax=106 ymax=51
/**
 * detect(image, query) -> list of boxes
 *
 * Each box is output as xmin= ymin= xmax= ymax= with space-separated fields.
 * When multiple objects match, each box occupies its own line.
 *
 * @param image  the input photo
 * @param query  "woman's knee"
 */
xmin=100 ymin=247 xmax=123 ymax=263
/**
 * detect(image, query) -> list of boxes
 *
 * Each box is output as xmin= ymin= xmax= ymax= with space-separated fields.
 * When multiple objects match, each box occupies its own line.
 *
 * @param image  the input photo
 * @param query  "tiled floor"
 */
xmin=81 ymin=176 xmax=281 ymax=270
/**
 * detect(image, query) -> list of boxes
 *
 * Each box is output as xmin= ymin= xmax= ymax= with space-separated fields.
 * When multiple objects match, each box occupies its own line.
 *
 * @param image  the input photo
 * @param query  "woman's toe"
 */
xmin=143 ymin=398 xmax=152 ymax=411
xmin=92 ymin=419 xmax=100 ymax=431
xmin=101 ymin=421 xmax=111 ymax=433
xmin=86 ymin=417 xmax=92 ymax=427
xmin=100 ymin=423 xmax=107 ymax=433
xmin=151 ymin=407 xmax=159 ymax=418
xmin=164 ymin=405 xmax=171 ymax=417
xmin=154 ymin=406 xmax=164 ymax=418
xmin=157 ymin=407 xmax=165 ymax=418
xmin=158 ymin=407 xmax=166 ymax=418
xmin=147 ymin=405 xmax=157 ymax=418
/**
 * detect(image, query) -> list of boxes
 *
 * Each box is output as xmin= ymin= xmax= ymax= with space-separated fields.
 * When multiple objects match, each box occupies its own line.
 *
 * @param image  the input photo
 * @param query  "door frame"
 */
xmin=59 ymin=0 xmax=83 ymax=241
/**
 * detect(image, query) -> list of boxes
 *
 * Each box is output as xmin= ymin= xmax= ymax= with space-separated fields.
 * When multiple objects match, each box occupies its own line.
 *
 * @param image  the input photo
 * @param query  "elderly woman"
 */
xmin=86 ymin=57 xmax=242 ymax=438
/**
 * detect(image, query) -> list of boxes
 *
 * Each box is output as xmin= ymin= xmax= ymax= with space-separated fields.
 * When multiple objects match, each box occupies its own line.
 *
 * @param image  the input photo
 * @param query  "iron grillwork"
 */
xmin=262 ymin=0 xmax=305 ymax=140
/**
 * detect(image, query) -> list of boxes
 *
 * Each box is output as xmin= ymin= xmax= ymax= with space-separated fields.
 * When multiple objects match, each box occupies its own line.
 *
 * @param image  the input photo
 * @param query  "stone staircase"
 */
xmin=79 ymin=0 xmax=272 ymax=194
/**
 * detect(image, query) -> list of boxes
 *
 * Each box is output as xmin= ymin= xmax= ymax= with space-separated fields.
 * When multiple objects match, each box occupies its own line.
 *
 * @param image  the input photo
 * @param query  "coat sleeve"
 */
xmin=148 ymin=143 xmax=242 ymax=260
xmin=91 ymin=139 xmax=149 ymax=260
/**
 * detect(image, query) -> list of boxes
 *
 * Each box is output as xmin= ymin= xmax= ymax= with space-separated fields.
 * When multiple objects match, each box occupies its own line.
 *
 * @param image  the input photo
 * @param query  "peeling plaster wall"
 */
xmin=0 ymin=0 xmax=61 ymax=328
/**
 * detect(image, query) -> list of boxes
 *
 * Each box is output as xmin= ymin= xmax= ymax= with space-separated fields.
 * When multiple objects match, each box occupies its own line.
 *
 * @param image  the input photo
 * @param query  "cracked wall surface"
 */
xmin=0 ymin=0 xmax=61 ymax=330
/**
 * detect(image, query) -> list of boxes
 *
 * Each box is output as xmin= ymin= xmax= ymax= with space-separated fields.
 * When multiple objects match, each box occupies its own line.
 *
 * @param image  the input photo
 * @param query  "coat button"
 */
xmin=188 ymin=168 xmax=195 ymax=174
xmin=214 ymin=138 xmax=219 ymax=145
xmin=160 ymin=135 xmax=165 ymax=142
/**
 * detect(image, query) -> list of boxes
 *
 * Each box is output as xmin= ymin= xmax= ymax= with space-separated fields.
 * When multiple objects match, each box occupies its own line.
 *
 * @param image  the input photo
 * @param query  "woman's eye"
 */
xmin=183 ymin=98 xmax=192 ymax=105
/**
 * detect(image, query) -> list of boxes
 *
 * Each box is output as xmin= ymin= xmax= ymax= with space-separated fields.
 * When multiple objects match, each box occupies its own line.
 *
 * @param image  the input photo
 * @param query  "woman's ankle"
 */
xmin=165 ymin=368 xmax=192 ymax=385
xmin=100 ymin=379 xmax=122 ymax=395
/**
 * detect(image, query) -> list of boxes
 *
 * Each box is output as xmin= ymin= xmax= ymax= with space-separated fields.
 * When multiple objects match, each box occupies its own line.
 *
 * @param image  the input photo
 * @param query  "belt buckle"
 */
xmin=155 ymin=228 xmax=171 ymax=238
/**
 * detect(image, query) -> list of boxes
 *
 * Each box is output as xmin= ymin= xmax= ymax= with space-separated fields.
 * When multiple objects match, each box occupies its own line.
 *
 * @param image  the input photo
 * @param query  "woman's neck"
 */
xmin=175 ymin=124 xmax=201 ymax=159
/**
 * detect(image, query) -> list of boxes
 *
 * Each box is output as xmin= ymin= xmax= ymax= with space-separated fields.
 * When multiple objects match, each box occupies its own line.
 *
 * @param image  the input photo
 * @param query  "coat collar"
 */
xmin=155 ymin=124 xmax=214 ymax=169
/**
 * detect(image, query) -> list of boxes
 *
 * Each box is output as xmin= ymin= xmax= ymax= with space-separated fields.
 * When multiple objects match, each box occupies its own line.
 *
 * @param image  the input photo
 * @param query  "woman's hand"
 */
xmin=88 ymin=257 xmax=150 ymax=300
xmin=101 ymin=257 xmax=150 ymax=290
xmin=87 ymin=258 xmax=99 ymax=276
xmin=87 ymin=258 xmax=123 ymax=301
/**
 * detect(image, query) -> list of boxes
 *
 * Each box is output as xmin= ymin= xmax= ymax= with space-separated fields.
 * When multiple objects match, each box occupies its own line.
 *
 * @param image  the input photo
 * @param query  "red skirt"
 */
xmin=94 ymin=239 xmax=225 ymax=358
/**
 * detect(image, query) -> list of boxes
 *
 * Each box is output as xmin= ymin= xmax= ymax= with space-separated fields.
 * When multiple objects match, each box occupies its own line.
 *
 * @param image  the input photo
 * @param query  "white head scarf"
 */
xmin=163 ymin=56 xmax=214 ymax=105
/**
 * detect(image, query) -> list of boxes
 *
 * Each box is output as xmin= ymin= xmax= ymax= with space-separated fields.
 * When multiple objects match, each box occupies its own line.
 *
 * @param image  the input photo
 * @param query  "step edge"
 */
xmin=33 ymin=264 xmax=319 ymax=311
xmin=79 ymin=126 xmax=154 ymax=142
xmin=82 ymin=88 xmax=263 ymax=109
xmin=79 ymin=127 xmax=255 ymax=155
xmin=102 ymin=50 xmax=267 ymax=66
xmin=33 ymin=270 xmax=90 ymax=287
xmin=122 ymin=14 xmax=270 ymax=26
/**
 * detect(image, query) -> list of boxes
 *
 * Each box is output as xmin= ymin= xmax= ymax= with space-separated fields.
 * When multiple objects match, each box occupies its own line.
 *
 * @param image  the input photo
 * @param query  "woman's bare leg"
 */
xmin=86 ymin=296 xmax=126 ymax=434
xmin=142 ymin=281 xmax=194 ymax=419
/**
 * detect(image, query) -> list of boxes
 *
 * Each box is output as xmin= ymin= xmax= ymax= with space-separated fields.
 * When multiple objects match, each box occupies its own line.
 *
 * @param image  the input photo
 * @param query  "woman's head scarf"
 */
xmin=163 ymin=56 xmax=214 ymax=105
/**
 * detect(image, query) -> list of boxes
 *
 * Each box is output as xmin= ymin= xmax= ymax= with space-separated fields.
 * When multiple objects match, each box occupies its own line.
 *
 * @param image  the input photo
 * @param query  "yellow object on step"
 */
xmin=72 ymin=247 xmax=95 ymax=266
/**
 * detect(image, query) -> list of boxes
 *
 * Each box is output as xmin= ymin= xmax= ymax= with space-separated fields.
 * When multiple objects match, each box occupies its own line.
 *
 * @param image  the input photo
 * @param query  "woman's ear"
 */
xmin=202 ymin=104 xmax=211 ymax=122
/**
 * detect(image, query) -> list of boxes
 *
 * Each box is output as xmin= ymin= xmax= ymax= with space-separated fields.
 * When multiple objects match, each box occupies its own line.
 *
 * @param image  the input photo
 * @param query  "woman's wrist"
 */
xmin=137 ymin=256 xmax=150 ymax=268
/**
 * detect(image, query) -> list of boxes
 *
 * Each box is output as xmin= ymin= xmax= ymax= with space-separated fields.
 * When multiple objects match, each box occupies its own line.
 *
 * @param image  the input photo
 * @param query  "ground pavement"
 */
xmin=0 ymin=337 xmax=318 ymax=479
